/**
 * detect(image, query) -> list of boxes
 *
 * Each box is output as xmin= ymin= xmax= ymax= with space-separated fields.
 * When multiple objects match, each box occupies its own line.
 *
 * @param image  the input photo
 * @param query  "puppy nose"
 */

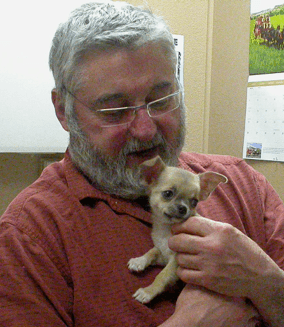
xmin=177 ymin=205 xmax=187 ymax=216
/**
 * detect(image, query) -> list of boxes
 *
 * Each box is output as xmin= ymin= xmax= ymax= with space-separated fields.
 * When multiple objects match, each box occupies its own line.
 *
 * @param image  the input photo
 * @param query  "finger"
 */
xmin=168 ymin=233 xmax=202 ymax=254
xmin=176 ymin=266 xmax=206 ymax=286
xmin=171 ymin=215 xmax=217 ymax=236
xmin=175 ymin=253 xmax=201 ymax=270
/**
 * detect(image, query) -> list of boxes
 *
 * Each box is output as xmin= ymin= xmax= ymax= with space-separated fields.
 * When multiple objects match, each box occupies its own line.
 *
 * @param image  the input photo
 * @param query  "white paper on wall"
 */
xmin=243 ymin=84 xmax=284 ymax=162
xmin=173 ymin=35 xmax=184 ymax=88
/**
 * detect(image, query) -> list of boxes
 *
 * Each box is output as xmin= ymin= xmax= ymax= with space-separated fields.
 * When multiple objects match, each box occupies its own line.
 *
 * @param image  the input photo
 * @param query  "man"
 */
xmin=0 ymin=1 xmax=283 ymax=326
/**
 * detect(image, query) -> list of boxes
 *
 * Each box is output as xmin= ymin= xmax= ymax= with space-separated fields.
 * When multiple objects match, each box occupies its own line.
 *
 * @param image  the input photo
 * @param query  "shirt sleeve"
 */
xmin=0 ymin=222 xmax=73 ymax=327
xmin=255 ymin=171 xmax=284 ymax=270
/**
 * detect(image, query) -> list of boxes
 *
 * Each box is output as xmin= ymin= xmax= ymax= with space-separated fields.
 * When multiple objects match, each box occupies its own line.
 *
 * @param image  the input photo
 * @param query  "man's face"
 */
xmin=59 ymin=44 xmax=185 ymax=198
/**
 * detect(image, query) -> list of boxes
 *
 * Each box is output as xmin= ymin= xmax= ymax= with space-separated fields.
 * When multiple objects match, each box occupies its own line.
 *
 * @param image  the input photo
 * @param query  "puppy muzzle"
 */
xmin=164 ymin=204 xmax=191 ymax=221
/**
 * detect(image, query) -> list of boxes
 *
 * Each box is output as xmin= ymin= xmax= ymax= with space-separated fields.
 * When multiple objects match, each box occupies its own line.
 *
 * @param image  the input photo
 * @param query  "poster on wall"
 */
xmin=249 ymin=0 xmax=284 ymax=82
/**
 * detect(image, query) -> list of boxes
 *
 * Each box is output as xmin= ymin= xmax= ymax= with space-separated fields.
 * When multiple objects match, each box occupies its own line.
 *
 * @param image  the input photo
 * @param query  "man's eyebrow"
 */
xmin=90 ymin=81 xmax=173 ymax=107
xmin=91 ymin=93 xmax=125 ymax=107
xmin=152 ymin=81 xmax=172 ymax=92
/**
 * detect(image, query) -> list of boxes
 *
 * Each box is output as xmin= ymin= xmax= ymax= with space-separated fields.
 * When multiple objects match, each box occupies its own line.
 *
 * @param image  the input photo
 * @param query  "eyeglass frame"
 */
xmin=63 ymin=85 xmax=183 ymax=128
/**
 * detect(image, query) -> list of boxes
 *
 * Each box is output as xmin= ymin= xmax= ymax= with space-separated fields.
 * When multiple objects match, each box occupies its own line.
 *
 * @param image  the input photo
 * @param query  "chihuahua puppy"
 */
xmin=128 ymin=156 xmax=228 ymax=304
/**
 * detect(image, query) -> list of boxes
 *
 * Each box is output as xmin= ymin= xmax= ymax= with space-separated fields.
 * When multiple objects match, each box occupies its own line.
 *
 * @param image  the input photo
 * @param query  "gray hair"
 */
xmin=49 ymin=1 xmax=177 ymax=96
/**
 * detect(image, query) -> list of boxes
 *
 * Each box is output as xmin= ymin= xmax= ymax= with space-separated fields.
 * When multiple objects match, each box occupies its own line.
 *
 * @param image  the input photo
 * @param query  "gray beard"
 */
xmin=67 ymin=113 xmax=185 ymax=199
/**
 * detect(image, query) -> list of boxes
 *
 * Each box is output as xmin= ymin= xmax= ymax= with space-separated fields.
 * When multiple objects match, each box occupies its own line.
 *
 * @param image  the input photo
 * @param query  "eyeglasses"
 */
xmin=65 ymin=88 xmax=183 ymax=128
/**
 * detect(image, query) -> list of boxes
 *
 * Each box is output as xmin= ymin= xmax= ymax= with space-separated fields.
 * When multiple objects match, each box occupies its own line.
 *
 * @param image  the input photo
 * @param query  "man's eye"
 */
xmin=97 ymin=108 xmax=133 ymax=123
xmin=102 ymin=109 xmax=125 ymax=118
xmin=150 ymin=98 xmax=170 ymax=111
xmin=162 ymin=190 xmax=174 ymax=200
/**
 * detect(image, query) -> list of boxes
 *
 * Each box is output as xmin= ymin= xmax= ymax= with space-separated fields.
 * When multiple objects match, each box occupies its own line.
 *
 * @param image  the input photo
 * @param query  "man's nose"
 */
xmin=128 ymin=107 xmax=157 ymax=141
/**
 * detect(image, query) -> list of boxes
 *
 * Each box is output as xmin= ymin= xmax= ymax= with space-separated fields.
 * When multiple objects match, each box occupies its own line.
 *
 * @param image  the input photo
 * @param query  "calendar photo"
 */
xmin=245 ymin=143 xmax=262 ymax=159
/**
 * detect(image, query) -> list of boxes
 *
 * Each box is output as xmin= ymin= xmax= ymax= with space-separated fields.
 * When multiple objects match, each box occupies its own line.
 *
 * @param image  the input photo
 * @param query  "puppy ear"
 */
xmin=139 ymin=156 xmax=166 ymax=186
xmin=199 ymin=172 xmax=228 ymax=201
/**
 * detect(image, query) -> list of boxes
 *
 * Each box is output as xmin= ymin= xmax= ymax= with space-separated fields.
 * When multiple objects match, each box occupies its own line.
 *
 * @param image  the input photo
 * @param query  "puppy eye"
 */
xmin=162 ymin=190 xmax=174 ymax=200
xmin=190 ymin=198 xmax=199 ymax=208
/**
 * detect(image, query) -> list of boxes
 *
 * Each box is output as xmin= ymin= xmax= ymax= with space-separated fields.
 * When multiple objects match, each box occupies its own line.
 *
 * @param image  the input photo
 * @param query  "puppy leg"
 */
xmin=133 ymin=256 xmax=179 ymax=303
xmin=128 ymin=247 xmax=161 ymax=272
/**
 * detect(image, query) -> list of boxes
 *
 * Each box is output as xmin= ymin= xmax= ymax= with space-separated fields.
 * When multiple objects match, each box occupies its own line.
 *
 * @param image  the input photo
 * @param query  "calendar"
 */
xmin=243 ymin=84 xmax=284 ymax=162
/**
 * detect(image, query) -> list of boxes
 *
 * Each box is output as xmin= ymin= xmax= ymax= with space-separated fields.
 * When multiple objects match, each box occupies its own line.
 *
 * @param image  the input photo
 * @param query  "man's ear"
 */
xmin=51 ymin=88 xmax=69 ymax=131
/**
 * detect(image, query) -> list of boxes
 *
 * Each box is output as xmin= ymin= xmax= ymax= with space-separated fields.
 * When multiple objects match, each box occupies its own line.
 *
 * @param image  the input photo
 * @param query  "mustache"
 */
xmin=122 ymin=134 xmax=164 ymax=156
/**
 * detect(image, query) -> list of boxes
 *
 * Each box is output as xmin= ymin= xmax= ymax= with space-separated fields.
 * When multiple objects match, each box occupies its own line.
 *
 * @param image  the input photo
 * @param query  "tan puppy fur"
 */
xmin=128 ymin=156 xmax=228 ymax=304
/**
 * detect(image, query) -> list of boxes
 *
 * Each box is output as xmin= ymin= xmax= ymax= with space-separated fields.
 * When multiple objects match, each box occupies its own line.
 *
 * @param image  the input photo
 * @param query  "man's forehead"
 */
xmin=79 ymin=45 xmax=174 ymax=79
xmin=73 ymin=45 xmax=176 ymax=104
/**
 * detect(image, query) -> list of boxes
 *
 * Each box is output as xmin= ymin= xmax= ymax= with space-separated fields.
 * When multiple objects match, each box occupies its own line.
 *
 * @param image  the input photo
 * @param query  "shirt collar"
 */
xmin=62 ymin=150 xmax=152 ymax=224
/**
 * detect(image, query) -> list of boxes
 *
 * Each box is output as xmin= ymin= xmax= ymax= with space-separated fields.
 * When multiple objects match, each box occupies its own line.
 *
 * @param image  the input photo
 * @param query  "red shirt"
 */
xmin=0 ymin=151 xmax=283 ymax=326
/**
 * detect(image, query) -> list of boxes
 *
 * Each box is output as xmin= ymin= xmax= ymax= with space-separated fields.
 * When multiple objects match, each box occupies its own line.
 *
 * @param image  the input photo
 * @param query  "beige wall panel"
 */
xmin=0 ymin=154 xmax=39 ymax=215
xmin=208 ymin=0 xmax=251 ymax=158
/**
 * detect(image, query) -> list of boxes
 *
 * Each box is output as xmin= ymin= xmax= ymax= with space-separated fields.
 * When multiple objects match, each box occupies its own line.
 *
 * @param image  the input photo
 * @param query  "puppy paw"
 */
xmin=127 ymin=256 xmax=148 ymax=272
xmin=133 ymin=288 xmax=154 ymax=304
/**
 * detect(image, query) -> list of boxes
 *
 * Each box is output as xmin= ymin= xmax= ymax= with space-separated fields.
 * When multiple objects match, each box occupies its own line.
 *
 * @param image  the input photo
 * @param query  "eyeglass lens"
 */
xmin=99 ymin=91 xmax=182 ymax=127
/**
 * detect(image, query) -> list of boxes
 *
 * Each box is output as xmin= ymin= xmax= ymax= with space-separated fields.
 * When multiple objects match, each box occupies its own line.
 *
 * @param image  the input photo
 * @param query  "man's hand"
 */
xmin=168 ymin=216 xmax=281 ymax=299
xmin=160 ymin=284 xmax=260 ymax=327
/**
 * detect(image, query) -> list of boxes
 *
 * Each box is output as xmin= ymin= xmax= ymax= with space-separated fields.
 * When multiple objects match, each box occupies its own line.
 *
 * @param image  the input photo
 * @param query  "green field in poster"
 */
xmin=250 ymin=14 xmax=284 ymax=75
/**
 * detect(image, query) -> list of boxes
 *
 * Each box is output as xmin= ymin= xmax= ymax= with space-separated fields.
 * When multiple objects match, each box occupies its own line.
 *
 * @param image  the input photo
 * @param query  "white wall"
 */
xmin=0 ymin=1 xmax=92 ymax=152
